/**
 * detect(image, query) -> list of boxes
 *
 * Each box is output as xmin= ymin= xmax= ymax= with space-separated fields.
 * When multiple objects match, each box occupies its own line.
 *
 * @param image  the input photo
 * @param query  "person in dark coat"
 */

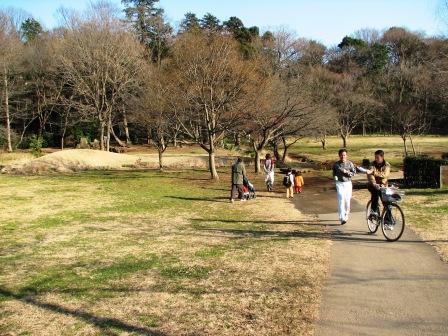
xmin=230 ymin=157 xmax=247 ymax=203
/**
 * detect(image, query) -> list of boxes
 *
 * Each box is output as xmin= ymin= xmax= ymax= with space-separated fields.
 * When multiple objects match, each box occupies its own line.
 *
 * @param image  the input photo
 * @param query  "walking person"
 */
xmin=294 ymin=171 xmax=304 ymax=194
xmin=333 ymin=149 xmax=356 ymax=225
xmin=230 ymin=157 xmax=247 ymax=203
xmin=264 ymin=153 xmax=275 ymax=192
xmin=283 ymin=168 xmax=295 ymax=199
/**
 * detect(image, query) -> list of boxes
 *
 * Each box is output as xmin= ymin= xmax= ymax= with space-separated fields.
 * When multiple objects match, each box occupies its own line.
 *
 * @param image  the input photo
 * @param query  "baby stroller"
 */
xmin=243 ymin=177 xmax=256 ymax=200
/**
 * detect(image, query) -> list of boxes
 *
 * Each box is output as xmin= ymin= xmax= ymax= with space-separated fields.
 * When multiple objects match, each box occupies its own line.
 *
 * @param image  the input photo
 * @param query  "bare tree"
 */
xmin=247 ymin=76 xmax=316 ymax=171
xmin=0 ymin=10 xmax=23 ymax=152
xmin=59 ymin=3 xmax=145 ymax=151
xmin=132 ymin=67 xmax=177 ymax=171
xmin=382 ymin=63 xmax=430 ymax=155
xmin=170 ymin=32 xmax=256 ymax=180
xmin=22 ymin=34 xmax=65 ymax=137
xmin=354 ymin=28 xmax=381 ymax=45
xmin=438 ymin=0 xmax=448 ymax=30
xmin=380 ymin=28 xmax=430 ymax=155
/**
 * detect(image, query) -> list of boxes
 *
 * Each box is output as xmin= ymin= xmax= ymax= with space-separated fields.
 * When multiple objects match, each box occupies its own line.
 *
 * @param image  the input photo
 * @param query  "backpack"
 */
xmin=283 ymin=175 xmax=292 ymax=187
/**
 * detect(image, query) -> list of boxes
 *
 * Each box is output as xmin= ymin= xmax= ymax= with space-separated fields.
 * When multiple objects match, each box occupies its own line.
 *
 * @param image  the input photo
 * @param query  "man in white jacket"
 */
xmin=264 ymin=153 xmax=275 ymax=192
xmin=332 ymin=149 xmax=356 ymax=225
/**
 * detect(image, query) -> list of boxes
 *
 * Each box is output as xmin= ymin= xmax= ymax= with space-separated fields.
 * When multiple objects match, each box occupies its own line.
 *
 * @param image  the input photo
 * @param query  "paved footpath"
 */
xmin=293 ymin=176 xmax=448 ymax=336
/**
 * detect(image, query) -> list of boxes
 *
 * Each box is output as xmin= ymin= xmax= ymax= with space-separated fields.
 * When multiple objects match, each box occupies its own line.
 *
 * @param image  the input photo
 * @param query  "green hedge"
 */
xmin=403 ymin=156 xmax=448 ymax=188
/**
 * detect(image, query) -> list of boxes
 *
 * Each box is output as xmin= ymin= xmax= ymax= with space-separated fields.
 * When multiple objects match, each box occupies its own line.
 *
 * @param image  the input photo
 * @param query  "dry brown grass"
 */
xmin=2 ymin=149 xmax=250 ymax=174
xmin=0 ymin=171 xmax=330 ymax=335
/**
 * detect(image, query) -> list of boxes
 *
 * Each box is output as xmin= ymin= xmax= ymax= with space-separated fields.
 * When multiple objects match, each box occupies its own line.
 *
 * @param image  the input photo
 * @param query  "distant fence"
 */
xmin=404 ymin=156 xmax=448 ymax=188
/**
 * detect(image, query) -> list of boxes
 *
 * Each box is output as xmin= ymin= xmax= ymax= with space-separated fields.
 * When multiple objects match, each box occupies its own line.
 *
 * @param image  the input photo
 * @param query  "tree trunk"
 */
xmin=402 ymin=136 xmax=408 ymax=157
xmin=100 ymin=120 xmax=105 ymax=151
xmin=362 ymin=121 xmax=366 ymax=136
xmin=106 ymin=115 xmax=111 ymax=152
xmin=341 ymin=134 xmax=347 ymax=148
xmin=147 ymin=128 xmax=154 ymax=146
xmin=61 ymin=113 xmax=69 ymax=150
xmin=208 ymin=149 xmax=219 ymax=180
xmin=158 ymin=147 xmax=164 ymax=171
xmin=273 ymin=140 xmax=281 ymax=161
xmin=4 ymin=67 xmax=12 ymax=152
xmin=234 ymin=132 xmax=241 ymax=146
xmin=123 ymin=110 xmax=131 ymax=144
xmin=409 ymin=135 xmax=416 ymax=156
xmin=173 ymin=133 xmax=178 ymax=148
xmin=321 ymin=134 xmax=327 ymax=150
xmin=110 ymin=125 xmax=128 ymax=147
xmin=254 ymin=149 xmax=262 ymax=174
xmin=281 ymin=136 xmax=288 ymax=163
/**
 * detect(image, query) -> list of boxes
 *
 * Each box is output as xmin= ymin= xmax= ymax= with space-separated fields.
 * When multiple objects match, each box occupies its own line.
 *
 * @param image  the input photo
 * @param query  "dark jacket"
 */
xmin=232 ymin=162 xmax=246 ymax=185
xmin=333 ymin=160 xmax=356 ymax=182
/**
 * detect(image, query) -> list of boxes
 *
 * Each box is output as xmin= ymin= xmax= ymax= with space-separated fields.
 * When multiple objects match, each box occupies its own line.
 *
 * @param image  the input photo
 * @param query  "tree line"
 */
xmin=1 ymin=0 xmax=447 ymax=179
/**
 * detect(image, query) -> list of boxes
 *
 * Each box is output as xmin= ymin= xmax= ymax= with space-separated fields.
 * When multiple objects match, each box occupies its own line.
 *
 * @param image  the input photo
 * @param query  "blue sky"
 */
xmin=0 ymin=0 xmax=443 ymax=46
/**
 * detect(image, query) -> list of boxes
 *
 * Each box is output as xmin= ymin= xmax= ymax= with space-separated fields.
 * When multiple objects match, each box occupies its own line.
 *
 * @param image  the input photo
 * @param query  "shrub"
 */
xmin=77 ymin=137 xmax=90 ymax=149
xmin=403 ymin=156 xmax=448 ymax=188
xmin=29 ymin=135 xmax=44 ymax=157
xmin=42 ymin=132 xmax=55 ymax=148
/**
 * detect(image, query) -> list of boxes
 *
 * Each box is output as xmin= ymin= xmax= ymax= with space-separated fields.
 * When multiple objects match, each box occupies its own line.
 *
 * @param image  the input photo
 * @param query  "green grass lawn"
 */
xmin=0 ymin=169 xmax=329 ymax=335
xmin=289 ymin=135 xmax=448 ymax=168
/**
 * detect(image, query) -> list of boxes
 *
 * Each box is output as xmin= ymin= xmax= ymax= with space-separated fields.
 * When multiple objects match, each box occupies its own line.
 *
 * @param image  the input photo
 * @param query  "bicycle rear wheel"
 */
xmin=366 ymin=200 xmax=380 ymax=233
xmin=381 ymin=203 xmax=405 ymax=242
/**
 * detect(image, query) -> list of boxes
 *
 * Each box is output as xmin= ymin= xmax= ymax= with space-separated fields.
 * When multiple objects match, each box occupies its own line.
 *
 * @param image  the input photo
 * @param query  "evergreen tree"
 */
xmin=122 ymin=0 xmax=172 ymax=65
xmin=200 ymin=13 xmax=220 ymax=31
xmin=180 ymin=12 xmax=201 ymax=33
xmin=20 ymin=18 xmax=43 ymax=42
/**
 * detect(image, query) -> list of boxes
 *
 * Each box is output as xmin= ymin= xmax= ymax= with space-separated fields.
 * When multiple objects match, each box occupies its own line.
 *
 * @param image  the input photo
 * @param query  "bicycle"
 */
xmin=366 ymin=186 xmax=405 ymax=242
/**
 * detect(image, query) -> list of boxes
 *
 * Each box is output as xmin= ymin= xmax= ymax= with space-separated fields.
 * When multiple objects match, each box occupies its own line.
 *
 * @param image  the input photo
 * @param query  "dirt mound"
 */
xmin=1 ymin=149 xmax=251 ymax=174
xmin=3 ymin=149 xmax=140 ymax=174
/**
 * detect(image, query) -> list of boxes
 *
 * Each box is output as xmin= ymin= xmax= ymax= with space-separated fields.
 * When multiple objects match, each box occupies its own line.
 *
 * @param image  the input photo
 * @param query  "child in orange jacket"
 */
xmin=294 ymin=171 xmax=304 ymax=194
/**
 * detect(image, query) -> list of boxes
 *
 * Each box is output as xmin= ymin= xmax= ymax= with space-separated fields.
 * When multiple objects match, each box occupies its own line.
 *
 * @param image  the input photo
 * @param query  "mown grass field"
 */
xmin=290 ymin=135 xmax=448 ymax=167
xmin=0 ymin=169 xmax=329 ymax=335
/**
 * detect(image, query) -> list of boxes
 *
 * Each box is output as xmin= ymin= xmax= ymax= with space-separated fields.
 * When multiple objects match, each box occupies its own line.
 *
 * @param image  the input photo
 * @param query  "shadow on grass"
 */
xmin=405 ymin=189 xmax=448 ymax=196
xmin=195 ymin=226 xmax=448 ymax=244
xmin=190 ymin=218 xmax=339 ymax=226
xmin=0 ymin=287 xmax=165 ymax=336
xmin=165 ymin=196 xmax=229 ymax=203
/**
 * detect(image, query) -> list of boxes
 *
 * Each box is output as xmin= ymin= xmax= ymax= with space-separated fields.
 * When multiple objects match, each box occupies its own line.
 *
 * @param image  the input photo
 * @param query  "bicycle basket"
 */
xmin=381 ymin=188 xmax=404 ymax=203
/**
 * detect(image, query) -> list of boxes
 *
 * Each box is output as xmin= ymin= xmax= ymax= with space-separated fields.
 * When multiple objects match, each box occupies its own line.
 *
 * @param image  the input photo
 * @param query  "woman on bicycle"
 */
xmin=366 ymin=150 xmax=391 ymax=217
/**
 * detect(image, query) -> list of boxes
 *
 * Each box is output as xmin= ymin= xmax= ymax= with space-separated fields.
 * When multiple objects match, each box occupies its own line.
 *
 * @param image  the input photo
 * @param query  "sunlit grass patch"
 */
xmin=0 ymin=170 xmax=330 ymax=335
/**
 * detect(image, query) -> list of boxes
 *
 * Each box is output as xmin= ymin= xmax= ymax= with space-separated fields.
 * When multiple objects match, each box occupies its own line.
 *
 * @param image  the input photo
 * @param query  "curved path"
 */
xmin=293 ymin=176 xmax=448 ymax=336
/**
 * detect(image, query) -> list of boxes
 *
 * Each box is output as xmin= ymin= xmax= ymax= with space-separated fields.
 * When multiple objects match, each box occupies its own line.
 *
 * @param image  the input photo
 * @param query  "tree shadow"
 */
xmin=195 ymin=226 xmax=448 ymax=244
xmin=197 ymin=227 xmax=330 ymax=240
xmin=190 ymin=218 xmax=339 ymax=226
xmin=405 ymin=189 xmax=448 ymax=196
xmin=0 ymin=287 xmax=165 ymax=336
xmin=165 ymin=196 xmax=229 ymax=203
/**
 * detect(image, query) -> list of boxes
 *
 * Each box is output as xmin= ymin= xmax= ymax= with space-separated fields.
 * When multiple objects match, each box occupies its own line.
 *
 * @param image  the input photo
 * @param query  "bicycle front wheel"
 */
xmin=381 ymin=203 xmax=405 ymax=242
xmin=366 ymin=200 xmax=380 ymax=233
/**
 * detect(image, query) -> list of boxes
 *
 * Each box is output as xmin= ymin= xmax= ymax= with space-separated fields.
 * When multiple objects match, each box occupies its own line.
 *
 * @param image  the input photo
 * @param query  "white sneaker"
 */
xmin=240 ymin=199 xmax=246 ymax=202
